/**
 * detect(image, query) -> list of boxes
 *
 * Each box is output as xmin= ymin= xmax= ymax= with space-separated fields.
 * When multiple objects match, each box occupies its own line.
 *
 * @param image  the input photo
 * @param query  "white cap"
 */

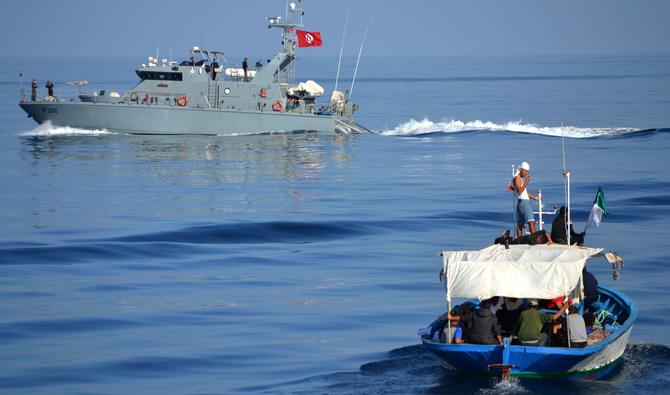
xmin=520 ymin=161 xmax=530 ymax=171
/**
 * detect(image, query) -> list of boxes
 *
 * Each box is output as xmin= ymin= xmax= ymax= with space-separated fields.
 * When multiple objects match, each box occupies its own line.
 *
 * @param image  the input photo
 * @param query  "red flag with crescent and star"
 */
xmin=296 ymin=30 xmax=323 ymax=48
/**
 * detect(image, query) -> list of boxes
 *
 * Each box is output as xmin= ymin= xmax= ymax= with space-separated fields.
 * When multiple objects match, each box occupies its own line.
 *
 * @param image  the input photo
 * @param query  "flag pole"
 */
xmin=561 ymin=121 xmax=571 ymax=246
xmin=512 ymin=164 xmax=517 ymax=234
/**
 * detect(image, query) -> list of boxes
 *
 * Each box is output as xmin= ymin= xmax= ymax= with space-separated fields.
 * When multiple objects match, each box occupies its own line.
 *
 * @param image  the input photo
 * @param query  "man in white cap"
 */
xmin=513 ymin=161 xmax=540 ymax=237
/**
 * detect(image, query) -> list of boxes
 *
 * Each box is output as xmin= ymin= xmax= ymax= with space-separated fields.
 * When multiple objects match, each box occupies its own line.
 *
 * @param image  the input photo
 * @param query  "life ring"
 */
xmin=272 ymin=100 xmax=283 ymax=112
xmin=177 ymin=96 xmax=188 ymax=107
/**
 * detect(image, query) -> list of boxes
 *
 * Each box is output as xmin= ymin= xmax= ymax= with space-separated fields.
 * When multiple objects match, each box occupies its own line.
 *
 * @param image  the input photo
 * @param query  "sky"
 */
xmin=1 ymin=0 xmax=668 ymax=58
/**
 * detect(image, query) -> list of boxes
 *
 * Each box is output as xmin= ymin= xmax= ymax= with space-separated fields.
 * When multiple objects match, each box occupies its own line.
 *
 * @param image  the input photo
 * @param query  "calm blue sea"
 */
xmin=1 ymin=54 xmax=669 ymax=394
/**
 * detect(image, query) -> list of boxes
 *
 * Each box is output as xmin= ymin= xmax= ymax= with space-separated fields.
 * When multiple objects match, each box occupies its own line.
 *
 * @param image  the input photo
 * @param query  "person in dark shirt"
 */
xmin=242 ymin=57 xmax=249 ymax=80
xmin=496 ymin=297 xmax=524 ymax=337
xmin=512 ymin=229 xmax=552 ymax=245
xmin=31 ymin=79 xmax=38 ymax=101
xmin=46 ymin=80 xmax=54 ymax=97
xmin=551 ymin=206 xmax=585 ymax=246
xmin=582 ymin=268 xmax=599 ymax=310
xmin=462 ymin=299 xmax=503 ymax=345
xmin=495 ymin=229 xmax=552 ymax=246
xmin=211 ymin=59 xmax=219 ymax=80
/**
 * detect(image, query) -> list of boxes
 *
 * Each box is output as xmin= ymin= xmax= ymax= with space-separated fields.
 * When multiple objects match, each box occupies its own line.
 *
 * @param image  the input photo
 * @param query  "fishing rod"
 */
xmin=349 ymin=15 xmax=373 ymax=100
xmin=334 ymin=4 xmax=350 ymax=93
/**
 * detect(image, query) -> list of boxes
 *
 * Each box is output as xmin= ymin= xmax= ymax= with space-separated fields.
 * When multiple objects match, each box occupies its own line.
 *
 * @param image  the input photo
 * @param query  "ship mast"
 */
xmin=266 ymin=1 xmax=304 ymax=83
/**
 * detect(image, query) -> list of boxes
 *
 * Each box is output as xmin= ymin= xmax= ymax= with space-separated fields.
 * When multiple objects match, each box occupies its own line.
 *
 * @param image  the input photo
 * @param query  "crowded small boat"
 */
xmin=419 ymin=163 xmax=636 ymax=380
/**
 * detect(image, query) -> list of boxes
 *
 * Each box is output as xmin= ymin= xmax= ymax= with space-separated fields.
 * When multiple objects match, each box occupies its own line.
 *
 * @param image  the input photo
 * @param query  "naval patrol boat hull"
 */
xmin=19 ymin=101 xmax=362 ymax=135
xmin=19 ymin=1 xmax=368 ymax=136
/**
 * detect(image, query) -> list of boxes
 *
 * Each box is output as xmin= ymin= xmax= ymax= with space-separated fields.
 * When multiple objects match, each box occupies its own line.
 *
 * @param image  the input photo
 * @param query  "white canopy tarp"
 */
xmin=442 ymin=244 xmax=602 ymax=301
xmin=288 ymin=80 xmax=324 ymax=97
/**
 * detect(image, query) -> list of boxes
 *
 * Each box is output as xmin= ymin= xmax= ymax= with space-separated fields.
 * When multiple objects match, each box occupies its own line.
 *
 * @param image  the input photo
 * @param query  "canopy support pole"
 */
xmin=446 ymin=300 xmax=452 ymax=344
xmin=563 ymin=171 xmax=572 ymax=245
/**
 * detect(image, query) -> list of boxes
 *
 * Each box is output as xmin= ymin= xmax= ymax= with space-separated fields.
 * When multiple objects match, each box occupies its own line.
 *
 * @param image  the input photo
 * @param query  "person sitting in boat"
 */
xmin=512 ymin=298 xmax=568 ymax=346
xmin=440 ymin=311 xmax=465 ymax=344
xmin=582 ymin=268 xmax=599 ymax=310
xmin=494 ymin=229 xmax=553 ymax=246
xmin=462 ymin=299 xmax=503 ymax=345
xmin=551 ymin=206 xmax=586 ymax=246
xmin=418 ymin=306 xmax=467 ymax=343
xmin=512 ymin=229 xmax=553 ymax=246
xmin=496 ymin=297 xmax=524 ymax=337
xmin=544 ymin=295 xmax=572 ymax=311
xmin=552 ymin=303 xmax=588 ymax=348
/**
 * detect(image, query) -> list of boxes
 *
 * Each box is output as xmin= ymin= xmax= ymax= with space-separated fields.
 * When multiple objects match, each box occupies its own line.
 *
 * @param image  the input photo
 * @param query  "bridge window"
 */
xmin=136 ymin=71 xmax=183 ymax=81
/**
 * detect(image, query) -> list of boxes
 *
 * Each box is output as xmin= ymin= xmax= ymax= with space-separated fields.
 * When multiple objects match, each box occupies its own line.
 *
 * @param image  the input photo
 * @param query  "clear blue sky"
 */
xmin=2 ymin=0 xmax=668 ymax=58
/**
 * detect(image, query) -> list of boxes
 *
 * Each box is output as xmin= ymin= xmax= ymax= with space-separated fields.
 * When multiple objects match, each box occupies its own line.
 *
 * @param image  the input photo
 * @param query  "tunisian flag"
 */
xmin=296 ymin=30 xmax=323 ymax=48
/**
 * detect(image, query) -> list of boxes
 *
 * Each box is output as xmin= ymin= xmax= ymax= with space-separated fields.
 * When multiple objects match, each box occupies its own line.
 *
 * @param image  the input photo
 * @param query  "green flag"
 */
xmin=586 ymin=187 xmax=607 ymax=231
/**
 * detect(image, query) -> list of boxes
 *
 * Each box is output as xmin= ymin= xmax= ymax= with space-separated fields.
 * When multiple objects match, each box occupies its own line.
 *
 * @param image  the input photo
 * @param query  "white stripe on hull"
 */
xmin=568 ymin=325 xmax=632 ymax=372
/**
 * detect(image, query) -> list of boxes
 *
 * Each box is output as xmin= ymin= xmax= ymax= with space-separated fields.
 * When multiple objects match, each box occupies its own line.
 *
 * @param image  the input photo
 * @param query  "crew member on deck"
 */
xmin=242 ymin=57 xmax=249 ymax=80
xmin=211 ymin=58 xmax=219 ymax=80
xmin=31 ymin=79 xmax=38 ymax=101
xmin=46 ymin=80 xmax=54 ymax=97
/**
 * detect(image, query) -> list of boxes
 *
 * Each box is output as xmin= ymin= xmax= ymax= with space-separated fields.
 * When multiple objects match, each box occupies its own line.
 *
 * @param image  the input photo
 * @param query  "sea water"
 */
xmin=0 ymin=55 xmax=669 ymax=394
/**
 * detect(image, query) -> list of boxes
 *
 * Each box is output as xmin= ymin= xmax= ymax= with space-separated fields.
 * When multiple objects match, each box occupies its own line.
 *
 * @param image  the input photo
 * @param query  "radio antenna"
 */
xmin=349 ymin=15 xmax=373 ymax=100
xmin=334 ymin=4 xmax=350 ymax=93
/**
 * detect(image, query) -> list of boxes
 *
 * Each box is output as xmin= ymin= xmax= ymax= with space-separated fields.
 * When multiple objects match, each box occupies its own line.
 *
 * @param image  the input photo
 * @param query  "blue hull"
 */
xmin=422 ymin=286 xmax=637 ymax=379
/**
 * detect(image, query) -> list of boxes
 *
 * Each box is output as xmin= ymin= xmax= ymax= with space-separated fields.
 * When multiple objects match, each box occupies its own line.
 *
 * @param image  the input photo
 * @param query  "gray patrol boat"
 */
xmin=19 ymin=1 xmax=368 ymax=135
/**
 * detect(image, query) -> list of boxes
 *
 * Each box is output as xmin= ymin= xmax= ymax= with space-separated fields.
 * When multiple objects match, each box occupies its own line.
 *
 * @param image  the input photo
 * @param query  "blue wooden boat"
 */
xmin=420 ymin=244 xmax=636 ymax=380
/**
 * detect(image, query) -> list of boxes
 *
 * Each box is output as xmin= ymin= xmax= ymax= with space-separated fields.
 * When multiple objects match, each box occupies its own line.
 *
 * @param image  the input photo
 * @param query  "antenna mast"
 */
xmin=334 ymin=4 xmax=351 ymax=93
xmin=349 ymin=16 xmax=373 ymax=99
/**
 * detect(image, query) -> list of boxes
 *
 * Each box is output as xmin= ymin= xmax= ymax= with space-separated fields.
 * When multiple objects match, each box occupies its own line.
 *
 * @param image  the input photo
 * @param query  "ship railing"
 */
xmin=127 ymin=91 xmax=190 ymax=106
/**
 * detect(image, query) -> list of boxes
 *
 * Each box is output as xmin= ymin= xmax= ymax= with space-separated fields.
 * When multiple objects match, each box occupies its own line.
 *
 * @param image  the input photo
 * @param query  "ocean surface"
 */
xmin=1 ymin=54 xmax=669 ymax=394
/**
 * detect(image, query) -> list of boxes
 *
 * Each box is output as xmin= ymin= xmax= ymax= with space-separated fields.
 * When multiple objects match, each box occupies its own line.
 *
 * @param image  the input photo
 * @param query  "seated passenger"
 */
xmin=440 ymin=311 xmax=465 ymax=344
xmin=512 ymin=230 xmax=553 ymax=245
xmin=565 ymin=304 xmax=588 ymax=348
xmin=462 ymin=299 xmax=503 ymax=345
xmin=512 ymin=299 xmax=568 ymax=346
xmin=582 ymin=268 xmax=599 ymax=310
xmin=544 ymin=296 xmax=572 ymax=311
xmin=495 ymin=229 xmax=552 ymax=246
xmin=551 ymin=304 xmax=588 ymax=347
xmin=551 ymin=206 xmax=585 ymax=246
xmin=496 ymin=297 xmax=523 ymax=337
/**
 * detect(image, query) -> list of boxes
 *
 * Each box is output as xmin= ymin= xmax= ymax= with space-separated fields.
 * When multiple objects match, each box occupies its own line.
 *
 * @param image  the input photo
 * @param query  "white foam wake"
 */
xmin=21 ymin=121 xmax=114 ymax=137
xmin=381 ymin=118 xmax=637 ymax=138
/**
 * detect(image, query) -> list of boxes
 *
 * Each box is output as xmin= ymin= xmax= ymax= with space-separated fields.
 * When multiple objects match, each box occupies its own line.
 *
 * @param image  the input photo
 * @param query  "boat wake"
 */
xmin=381 ymin=118 xmax=639 ymax=138
xmin=21 ymin=121 xmax=114 ymax=137
xmin=256 ymin=342 xmax=670 ymax=394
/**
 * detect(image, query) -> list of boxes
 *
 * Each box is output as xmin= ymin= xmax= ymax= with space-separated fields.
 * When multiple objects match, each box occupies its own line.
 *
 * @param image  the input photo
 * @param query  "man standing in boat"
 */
xmin=513 ymin=162 xmax=540 ymax=237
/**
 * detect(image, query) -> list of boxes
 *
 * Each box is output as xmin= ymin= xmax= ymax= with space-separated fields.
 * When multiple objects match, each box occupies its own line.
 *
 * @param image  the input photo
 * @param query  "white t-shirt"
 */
xmin=514 ymin=174 xmax=530 ymax=200
xmin=566 ymin=314 xmax=588 ymax=343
